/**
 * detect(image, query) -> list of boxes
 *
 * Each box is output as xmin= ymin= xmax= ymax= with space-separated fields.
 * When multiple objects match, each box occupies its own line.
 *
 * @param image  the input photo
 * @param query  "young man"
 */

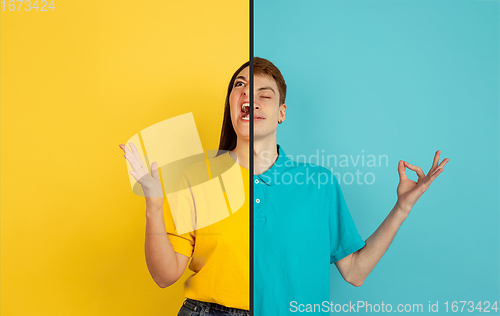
xmin=228 ymin=57 xmax=449 ymax=314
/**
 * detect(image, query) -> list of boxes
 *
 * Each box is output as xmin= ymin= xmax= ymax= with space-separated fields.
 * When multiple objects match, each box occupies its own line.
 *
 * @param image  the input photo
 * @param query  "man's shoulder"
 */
xmin=279 ymin=156 xmax=340 ymax=189
xmin=283 ymin=156 xmax=333 ymax=174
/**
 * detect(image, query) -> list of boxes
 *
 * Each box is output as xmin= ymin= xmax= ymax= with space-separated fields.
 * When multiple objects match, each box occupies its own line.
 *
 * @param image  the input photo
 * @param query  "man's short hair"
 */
xmin=254 ymin=57 xmax=287 ymax=106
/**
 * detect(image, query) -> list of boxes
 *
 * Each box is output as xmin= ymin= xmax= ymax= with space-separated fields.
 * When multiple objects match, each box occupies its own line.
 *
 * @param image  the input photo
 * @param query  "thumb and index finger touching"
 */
xmin=398 ymin=150 xmax=449 ymax=182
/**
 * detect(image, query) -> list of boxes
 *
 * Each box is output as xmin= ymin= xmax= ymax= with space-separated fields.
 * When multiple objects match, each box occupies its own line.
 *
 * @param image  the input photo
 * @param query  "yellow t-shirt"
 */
xmin=163 ymin=152 xmax=249 ymax=310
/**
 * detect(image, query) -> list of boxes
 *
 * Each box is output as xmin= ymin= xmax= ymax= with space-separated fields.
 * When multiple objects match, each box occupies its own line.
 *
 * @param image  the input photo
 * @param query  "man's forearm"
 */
xmin=349 ymin=203 xmax=409 ymax=286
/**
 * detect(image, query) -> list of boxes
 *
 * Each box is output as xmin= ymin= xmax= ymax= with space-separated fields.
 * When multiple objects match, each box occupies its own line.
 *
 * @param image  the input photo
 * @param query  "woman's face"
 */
xmin=229 ymin=66 xmax=286 ymax=141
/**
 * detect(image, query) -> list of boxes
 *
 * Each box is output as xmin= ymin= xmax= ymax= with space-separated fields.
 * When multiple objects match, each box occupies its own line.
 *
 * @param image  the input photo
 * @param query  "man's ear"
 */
xmin=279 ymin=103 xmax=287 ymax=121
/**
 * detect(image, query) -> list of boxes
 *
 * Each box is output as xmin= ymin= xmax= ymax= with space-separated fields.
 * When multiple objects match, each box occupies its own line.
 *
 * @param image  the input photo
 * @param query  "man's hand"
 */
xmin=396 ymin=150 xmax=449 ymax=214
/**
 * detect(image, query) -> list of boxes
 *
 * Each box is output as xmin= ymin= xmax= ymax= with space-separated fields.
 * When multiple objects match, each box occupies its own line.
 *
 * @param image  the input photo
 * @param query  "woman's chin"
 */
xmin=235 ymin=130 xmax=250 ymax=140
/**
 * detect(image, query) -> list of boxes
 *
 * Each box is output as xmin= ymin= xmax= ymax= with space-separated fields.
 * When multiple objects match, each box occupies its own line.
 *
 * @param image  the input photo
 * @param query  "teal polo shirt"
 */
xmin=253 ymin=144 xmax=365 ymax=315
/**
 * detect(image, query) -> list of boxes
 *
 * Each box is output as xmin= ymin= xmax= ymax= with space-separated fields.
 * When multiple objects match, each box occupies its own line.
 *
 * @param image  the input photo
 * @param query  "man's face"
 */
xmin=229 ymin=66 xmax=286 ymax=141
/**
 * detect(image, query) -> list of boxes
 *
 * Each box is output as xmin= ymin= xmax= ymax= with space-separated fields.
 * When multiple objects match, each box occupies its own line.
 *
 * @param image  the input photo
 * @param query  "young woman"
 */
xmin=119 ymin=57 xmax=449 ymax=315
xmin=118 ymin=60 xmax=256 ymax=316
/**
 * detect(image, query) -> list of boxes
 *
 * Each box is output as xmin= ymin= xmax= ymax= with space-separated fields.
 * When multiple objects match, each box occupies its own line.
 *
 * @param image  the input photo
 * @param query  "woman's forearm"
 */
xmin=350 ymin=203 xmax=409 ymax=286
xmin=145 ymin=207 xmax=180 ymax=288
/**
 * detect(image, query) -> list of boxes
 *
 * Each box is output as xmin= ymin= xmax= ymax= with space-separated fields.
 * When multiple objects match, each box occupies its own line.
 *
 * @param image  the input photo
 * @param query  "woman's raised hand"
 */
xmin=396 ymin=150 xmax=449 ymax=214
xmin=119 ymin=143 xmax=164 ymax=212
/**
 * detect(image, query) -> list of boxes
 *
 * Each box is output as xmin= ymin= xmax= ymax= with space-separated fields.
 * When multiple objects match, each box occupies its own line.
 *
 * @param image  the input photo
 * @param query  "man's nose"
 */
xmin=242 ymin=87 xmax=259 ymax=109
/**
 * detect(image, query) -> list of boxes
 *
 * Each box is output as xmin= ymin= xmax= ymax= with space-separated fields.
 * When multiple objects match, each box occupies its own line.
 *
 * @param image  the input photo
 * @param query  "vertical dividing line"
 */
xmin=249 ymin=0 xmax=254 ymax=314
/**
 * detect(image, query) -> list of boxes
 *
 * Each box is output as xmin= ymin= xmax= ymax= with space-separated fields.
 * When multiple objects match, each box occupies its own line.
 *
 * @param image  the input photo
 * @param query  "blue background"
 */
xmin=256 ymin=0 xmax=499 ymax=312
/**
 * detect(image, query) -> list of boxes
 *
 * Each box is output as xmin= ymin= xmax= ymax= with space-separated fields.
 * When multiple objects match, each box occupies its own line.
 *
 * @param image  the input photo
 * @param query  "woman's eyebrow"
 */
xmin=258 ymin=86 xmax=275 ymax=94
xmin=236 ymin=76 xmax=247 ymax=81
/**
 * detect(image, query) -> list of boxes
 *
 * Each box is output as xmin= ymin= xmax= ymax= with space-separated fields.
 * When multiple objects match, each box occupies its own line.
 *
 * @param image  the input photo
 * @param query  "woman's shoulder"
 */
xmin=179 ymin=150 xmax=236 ymax=184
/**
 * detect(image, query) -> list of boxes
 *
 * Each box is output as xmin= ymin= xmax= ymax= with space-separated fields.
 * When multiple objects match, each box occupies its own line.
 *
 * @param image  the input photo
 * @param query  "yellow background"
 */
xmin=0 ymin=1 xmax=248 ymax=315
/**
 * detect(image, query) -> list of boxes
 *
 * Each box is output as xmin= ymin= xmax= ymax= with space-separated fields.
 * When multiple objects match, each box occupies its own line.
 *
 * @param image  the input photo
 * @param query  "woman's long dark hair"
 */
xmin=217 ymin=61 xmax=250 ymax=153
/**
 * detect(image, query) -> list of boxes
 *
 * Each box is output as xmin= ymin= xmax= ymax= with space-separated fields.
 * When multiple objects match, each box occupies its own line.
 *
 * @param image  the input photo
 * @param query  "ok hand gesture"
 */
xmin=396 ymin=150 xmax=449 ymax=214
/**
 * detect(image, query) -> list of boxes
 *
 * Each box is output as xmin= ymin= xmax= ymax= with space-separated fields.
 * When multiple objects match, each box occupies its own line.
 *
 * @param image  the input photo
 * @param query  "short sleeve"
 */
xmin=164 ymin=172 xmax=195 ymax=258
xmin=329 ymin=175 xmax=365 ymax=264
xmin=165 ymin=220 xmax=195 ymax=258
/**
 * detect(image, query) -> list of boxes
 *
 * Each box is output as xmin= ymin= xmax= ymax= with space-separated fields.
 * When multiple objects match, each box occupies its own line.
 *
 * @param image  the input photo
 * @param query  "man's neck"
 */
xmin=230 ymin=136 xmax=279 ymax=175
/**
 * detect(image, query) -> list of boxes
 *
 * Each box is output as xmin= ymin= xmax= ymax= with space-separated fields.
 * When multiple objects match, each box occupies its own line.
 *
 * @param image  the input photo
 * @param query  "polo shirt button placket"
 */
xmin=255 ymin=179 xmax=259 ymax=184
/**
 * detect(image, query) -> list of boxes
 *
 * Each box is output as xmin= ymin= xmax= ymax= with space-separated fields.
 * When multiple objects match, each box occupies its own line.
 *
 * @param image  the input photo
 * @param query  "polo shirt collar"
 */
xmin=255 ymin=143 xmax=288 ymax=186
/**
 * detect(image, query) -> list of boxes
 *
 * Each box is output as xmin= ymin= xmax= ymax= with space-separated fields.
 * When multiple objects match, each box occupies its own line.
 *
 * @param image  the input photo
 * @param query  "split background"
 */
xmin=1 ymin=0 xmax=498 ymax=315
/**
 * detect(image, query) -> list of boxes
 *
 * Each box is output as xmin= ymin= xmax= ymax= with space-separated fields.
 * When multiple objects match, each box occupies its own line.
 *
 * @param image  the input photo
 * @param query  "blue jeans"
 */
xmin=177 ymin=298 xmax=250 ymax=316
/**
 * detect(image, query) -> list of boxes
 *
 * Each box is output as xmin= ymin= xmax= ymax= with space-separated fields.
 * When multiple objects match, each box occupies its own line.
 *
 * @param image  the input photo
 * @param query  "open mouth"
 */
xmin=240 ymin=103 xmax=264 ymax=121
